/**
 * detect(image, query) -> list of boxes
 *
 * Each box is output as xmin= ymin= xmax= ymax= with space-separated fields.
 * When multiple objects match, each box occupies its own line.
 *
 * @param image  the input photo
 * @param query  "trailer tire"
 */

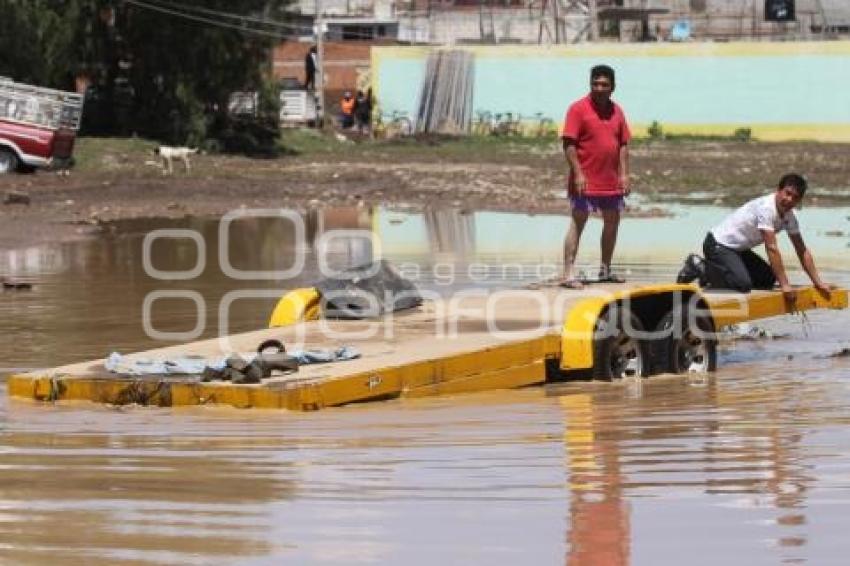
xmin=0 ymin=148 xmax=19 ymax=174
xmin=592 ymin=306 xmax=649 ymax=380
xmin=655 ymin=307 xmax=717 ymax=374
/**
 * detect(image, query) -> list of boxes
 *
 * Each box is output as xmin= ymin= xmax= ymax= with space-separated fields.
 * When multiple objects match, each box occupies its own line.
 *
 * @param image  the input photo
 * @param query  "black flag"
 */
xmin=765 ymin=0 xmax=795 ymax=22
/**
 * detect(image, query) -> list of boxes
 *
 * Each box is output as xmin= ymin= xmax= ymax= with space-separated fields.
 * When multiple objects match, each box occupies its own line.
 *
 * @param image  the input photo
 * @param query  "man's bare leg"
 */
xmin=563 ymin=209 xmax=589 ymax=285
xmin=600 ymin=208 xmax=621 ymax=279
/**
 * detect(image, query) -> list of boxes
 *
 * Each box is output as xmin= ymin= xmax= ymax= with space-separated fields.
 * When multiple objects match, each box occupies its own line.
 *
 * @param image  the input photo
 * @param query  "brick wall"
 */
xmin=273 ymin=41 xmax=387 ymax=90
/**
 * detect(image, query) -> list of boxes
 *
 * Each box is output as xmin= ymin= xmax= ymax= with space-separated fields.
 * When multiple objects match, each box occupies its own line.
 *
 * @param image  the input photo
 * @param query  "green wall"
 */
xmin=373 ymin=42 xmax=850 ymax=141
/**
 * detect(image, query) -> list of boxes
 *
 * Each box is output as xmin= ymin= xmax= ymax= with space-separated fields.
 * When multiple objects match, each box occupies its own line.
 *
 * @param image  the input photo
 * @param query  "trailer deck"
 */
xmin=6 ymin=283 xmax=847 ymax=410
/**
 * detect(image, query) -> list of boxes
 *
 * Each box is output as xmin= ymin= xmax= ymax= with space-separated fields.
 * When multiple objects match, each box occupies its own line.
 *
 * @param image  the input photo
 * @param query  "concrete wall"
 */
xmin=409 ymin=9 xmax=590 ymax=45
xmin=291 ymin=1 xmax=850 ymax=45
xmin=639 ymin=0 xmax=850 ymax=41
xmin=372 ymin=41 xmax=850 ymax=142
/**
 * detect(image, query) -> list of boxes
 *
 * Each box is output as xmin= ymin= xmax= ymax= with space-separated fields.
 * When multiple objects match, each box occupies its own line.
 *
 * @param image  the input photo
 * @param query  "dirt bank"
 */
xmin=1 ymin=134 xmax=848 ymax=251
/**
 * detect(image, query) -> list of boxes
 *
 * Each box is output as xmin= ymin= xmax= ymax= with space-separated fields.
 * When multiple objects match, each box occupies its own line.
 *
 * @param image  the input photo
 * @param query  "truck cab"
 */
xmin=0 ymin=77 xmax=84 ymax=174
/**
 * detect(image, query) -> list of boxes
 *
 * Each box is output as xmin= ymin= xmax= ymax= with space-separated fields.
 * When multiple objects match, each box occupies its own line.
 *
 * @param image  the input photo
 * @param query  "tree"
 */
xmin=0 ymin=1 xmax=55 ymax=84
xmin=0 ymin=0 xmax=295 ymax=154
xmin=118 ymin=0 xmax=293 ymax=151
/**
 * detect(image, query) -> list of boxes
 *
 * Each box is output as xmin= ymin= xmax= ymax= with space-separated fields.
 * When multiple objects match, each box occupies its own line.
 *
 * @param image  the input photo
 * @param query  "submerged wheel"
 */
xmin=655 ymin=308 xmax=717 ymax=374
xmin=592 ymin=306 xmax=649 ymax=380
xmin=0 ymin=148 xmax=19 ymax=174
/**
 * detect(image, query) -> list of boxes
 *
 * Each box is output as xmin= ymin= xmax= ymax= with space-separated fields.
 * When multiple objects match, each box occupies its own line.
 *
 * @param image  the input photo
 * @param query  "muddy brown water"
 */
xmin=1 ymin=210 xmax=849 ymax=565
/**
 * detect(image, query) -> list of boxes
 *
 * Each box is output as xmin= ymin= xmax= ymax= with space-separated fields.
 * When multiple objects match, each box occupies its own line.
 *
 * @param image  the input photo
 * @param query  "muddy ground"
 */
xmin=1 ymin=133 xmax=849 ymax=251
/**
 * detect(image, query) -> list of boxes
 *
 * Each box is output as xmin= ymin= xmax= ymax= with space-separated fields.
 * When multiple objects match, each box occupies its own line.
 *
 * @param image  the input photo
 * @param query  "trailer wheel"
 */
xmin=0 ymin=148 xmax=19 ymax=174
xmin=655 ymin=308 xmax=717 ymax=374
xmin=592 ymin=306 xmax=649 ymax=380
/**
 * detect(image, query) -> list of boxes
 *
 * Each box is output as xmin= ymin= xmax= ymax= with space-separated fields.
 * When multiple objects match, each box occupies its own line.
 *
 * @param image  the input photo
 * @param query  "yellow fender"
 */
xmin=559 ymin=283 xmax=700 ymax=371
xmin=268 ymin=287 xmax=321 ymax=328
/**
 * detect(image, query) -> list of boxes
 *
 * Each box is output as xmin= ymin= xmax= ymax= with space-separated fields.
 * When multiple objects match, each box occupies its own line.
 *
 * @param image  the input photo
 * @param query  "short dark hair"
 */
xmin=590 ymin=65 xmax=616 ymax=87
xmin=778 ymin=173 xmax=807 ymax=197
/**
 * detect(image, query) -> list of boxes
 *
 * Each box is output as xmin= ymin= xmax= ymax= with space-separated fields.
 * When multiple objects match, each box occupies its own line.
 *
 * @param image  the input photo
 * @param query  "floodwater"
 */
xmin=1 ymin=207 xmax=849 ymax=565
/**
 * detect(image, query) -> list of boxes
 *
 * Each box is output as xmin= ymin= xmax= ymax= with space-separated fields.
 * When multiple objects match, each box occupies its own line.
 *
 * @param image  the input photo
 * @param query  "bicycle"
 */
xmin=373 ymin=109 xmax=413 ymax=139
xmin=491 ymin=112 xmax=522 ymax=137
xmin=473 ymin=110 xmax=493 ymax=136
xmin=532 ymin=112 xmax=556 ymax=138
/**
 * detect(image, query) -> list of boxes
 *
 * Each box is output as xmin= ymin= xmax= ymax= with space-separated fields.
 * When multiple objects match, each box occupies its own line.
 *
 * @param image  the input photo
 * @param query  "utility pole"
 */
xmin=541 ymin=0 xmax=591 ymax=44
xmin=588 ymin=0 xmax=598 ymax=41
xmin=538 ymin=0 xmax=559 ymax=44
xmin=751 ymin=0 xmax=757 ymax=40
xmin=814 ymin=0 xmax=829 ymax=37
xmin=316 ymin=1 xmax=325 ymax=126
xmin=553 ymin=0 xmax=561 ymax=43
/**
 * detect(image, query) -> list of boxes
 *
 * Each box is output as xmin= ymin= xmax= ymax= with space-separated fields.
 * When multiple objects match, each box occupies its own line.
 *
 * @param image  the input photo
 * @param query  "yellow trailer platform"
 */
xmin=6 ymin=283 xmax=847 ymax=410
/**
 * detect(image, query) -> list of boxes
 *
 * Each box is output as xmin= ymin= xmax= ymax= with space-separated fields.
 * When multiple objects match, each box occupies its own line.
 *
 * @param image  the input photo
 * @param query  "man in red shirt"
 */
xmin=560 ymin=65 xmax=631 ymax=288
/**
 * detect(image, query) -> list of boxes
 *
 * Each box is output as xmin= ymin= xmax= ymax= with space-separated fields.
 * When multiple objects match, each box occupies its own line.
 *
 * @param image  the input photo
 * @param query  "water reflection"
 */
xmin=549 ymin=350 xmax=850 ymax=566
xmin=0 ymin=210 xmax=380 ymax=370
xmin=0 ymin=244 xmax=69 ymax=276
xmin=560 ymin=392 xmax=630 ymax=565
xmin=423 ymin=208 xmax=476 ymax=259
xmin=2 ymin=339 xmax=849 ymax=564
xmin=0 ymin=206 xmax=848 ymax=564
xmin=0 ymin=402 xmax=285 ymax=563
xmin=0 ymin=203 xmax=846 ymax=371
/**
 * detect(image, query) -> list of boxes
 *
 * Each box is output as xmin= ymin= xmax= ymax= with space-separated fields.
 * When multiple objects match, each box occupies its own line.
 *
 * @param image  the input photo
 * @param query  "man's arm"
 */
xmin=562 ymin=137 xmax=585 ymax=195
xmin=619 ymin=144 xmax=630 ymax=196
xmin=762 ymin=229 xmax=795 ymax=301
xmin=789 ymin=232 xmax=832 ymax=295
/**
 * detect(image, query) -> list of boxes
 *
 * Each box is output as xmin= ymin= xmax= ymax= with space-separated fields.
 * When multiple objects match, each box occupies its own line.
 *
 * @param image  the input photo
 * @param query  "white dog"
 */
xmin=154 ymin=146 xmax=198 ymax=174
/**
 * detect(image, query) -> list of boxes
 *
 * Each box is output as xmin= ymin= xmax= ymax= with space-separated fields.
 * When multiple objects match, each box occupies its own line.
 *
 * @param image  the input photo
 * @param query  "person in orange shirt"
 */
xmin=340 ymin=91 xmax=355 ymax=129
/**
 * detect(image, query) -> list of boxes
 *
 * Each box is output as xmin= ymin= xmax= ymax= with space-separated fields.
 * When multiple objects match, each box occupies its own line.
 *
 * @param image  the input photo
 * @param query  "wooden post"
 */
xmin=316 ymin=0 xmax=326 ymax=127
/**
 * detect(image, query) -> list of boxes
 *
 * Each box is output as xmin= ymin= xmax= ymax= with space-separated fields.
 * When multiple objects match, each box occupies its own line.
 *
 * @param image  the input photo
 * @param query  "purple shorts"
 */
xmin=569 ymin=194 xmax=625 ymax=213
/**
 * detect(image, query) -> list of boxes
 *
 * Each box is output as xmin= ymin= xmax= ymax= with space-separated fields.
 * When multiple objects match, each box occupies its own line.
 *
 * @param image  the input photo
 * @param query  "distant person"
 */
xmin=354 ymin=89 xmax=372 ymax=135
xmin=304 ymin=46 xmax=317 ymax=90
xmin=703 ymin=173 xmax=834 ymax=302
xmin=340 ymin=91 xmax=355 ymax=129
xmin=559 ymin=64 xmax=631 ymax=289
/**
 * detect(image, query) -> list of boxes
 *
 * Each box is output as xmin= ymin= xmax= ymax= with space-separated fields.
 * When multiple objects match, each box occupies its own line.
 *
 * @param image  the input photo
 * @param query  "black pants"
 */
xmin=702 ymin=232 xmax=776 ymax=292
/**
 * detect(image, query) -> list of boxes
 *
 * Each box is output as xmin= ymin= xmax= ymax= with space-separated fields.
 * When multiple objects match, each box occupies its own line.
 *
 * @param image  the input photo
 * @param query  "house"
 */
xmin=273 ymin=0 xmax=850 ymax=124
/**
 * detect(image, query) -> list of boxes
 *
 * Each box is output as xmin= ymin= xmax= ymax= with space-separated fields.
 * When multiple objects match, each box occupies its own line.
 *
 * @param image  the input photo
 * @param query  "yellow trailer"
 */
xmin=6 ymin=283 xmax=847 ymax=410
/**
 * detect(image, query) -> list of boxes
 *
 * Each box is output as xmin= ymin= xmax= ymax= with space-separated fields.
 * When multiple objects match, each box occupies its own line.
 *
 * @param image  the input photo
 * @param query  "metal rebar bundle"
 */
xmin=414 ymin=50 xmax=475 ymax=135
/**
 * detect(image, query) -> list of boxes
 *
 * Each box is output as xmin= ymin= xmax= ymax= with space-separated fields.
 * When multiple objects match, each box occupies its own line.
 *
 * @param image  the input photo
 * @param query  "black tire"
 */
xmin=654 ymin=307 xmax=717 ymax=374
xmin=592 ymin=306 xmax=649 ymax=380
xmin=0 ymin=148 xmax=19 ymax=175
xmin=257 ymin=339 xmax=285 ymax=354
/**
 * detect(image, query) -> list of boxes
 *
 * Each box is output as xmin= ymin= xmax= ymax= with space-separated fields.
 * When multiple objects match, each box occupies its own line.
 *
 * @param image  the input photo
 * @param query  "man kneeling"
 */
xmin=703 ymin=173 xmax=833 ymax=301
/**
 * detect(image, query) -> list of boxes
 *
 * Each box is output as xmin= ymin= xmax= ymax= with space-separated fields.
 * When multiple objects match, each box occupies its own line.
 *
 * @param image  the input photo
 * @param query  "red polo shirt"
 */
xmin=561 ymin=95 xmax=631 ymax=196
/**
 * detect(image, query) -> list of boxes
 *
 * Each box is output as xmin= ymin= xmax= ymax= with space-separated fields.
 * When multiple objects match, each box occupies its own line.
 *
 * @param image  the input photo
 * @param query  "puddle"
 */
xmin=0 ymin=205 xmax=849 ymax=564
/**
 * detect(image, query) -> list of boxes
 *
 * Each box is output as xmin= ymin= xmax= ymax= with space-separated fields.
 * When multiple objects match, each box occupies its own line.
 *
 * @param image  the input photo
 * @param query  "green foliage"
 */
xmin=0 ymin=0 xmax=291 ymax=153
xmin=647 ymin=120 xmax=664 ymax=140
xmin=0 ymin=0 xmax=52 ymax=83
xmin=733 ymin=127 xmax=753 ymax=142
xmin=637 ymin=120 xmax=756 ymax=143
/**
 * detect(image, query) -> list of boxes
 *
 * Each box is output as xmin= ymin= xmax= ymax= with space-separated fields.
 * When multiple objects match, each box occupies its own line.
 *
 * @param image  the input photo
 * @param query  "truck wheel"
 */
xmin=592 ymin=306 xmax=649 ymax=380
xmin=0 ymin=148 xmax=19 ymax=174
xmin=655 ymin=308 xmax=717 ymax=374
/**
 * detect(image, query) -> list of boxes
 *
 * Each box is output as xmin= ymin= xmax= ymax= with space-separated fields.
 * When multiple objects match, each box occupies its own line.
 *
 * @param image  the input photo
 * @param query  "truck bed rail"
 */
xmin=0 ymin=79 xmax=84 ymax=131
